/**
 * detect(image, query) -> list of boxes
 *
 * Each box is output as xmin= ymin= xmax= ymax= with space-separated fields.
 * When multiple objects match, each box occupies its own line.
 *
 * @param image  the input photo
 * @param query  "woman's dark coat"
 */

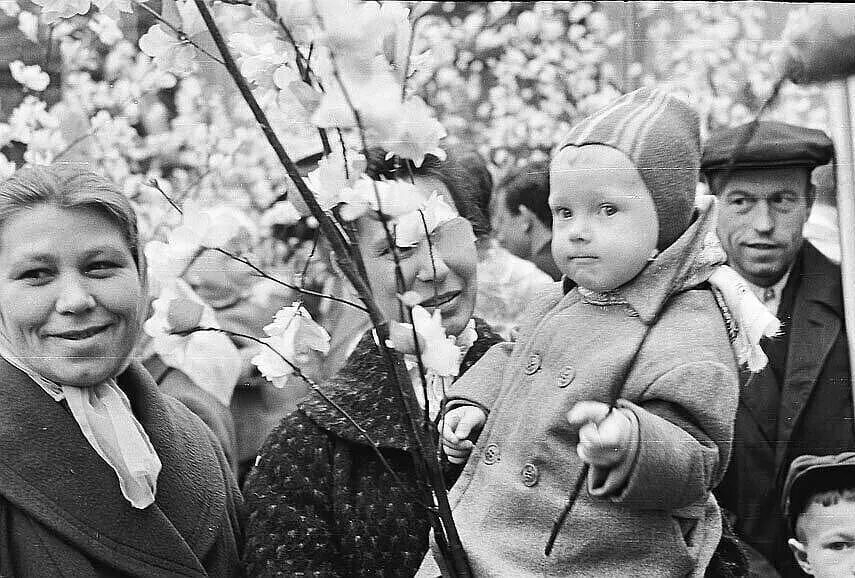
xmin=242 ymin=321 xmax=501 ymax=577
xmin=0 ymin=359 xmax=243 ymax=577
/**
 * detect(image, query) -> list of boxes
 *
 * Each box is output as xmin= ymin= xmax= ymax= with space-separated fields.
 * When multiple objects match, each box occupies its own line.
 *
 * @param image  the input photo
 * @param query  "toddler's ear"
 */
xmin=788 ymin=537 xmax=813 ymax=575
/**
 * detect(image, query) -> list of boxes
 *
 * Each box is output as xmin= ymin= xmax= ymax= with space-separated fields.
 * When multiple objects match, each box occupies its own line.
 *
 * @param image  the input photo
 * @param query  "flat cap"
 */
xmin=782 ymin=451 xmax=855 ymax=533
xmin=701 ymin=121 xmax=833 ymax=174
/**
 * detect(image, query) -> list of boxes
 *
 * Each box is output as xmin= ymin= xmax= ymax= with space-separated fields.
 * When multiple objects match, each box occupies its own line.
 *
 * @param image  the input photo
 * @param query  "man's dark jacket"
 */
xmin=716 ymin=241 xmax=854 ymax=577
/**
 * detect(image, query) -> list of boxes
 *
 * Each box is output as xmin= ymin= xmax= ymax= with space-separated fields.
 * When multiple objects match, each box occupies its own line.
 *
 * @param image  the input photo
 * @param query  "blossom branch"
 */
xmin=131 ymin=0 xmax=226 ymax=65
xmin=316 ymin=15 xmax=470 ymax=575
xmin=193 ymin=3 xmax=470 ymax=574
xmin=321 ymin=47 xmax=407 ymax=321
xmin=147 ymin=178 xmax=370 ymax=313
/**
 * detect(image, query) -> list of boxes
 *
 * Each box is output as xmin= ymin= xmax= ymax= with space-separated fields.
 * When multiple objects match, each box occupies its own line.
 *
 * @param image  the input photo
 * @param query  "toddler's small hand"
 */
xmin=442 ymin=406 xmax=487 ymax=465
xmin=567 ymin=401 xmax=632 ymax=468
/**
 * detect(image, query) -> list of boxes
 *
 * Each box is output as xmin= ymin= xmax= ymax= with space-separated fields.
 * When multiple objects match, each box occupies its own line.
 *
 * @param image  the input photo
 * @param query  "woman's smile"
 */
xmin=419 ymin=290 xmax=460 ymax=309
xmin=0 ymin=204 xmax=143 ymax=387
xmin=46 ymin=322 xmax=114 ymax=342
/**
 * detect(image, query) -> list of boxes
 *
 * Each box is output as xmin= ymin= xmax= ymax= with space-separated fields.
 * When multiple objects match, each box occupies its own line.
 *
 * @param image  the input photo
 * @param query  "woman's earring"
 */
xmin=647 ymin=249 xmax=659 ymax=263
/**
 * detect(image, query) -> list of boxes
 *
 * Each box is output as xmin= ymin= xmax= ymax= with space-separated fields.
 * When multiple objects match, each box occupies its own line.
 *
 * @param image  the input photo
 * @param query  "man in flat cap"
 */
xmin=702 ymin=121 xmax=853 ymax=577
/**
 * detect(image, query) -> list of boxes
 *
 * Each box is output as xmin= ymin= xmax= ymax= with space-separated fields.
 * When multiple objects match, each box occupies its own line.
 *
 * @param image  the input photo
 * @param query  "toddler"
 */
xmin=418 ymin=88 xmax=744 ymax=577
xmin=784 ymin=452 xmax=855 ymax=578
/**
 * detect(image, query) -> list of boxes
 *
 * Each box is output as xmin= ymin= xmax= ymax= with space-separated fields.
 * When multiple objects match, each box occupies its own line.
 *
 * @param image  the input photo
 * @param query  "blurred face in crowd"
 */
xmin=789 ymin=496 xmax=855 ymax=578
xmin=185 ymin=233 xmax=256 ymax=309
xmin=550 ymin=145 xmax=659 ymax=293
xmin=494 ymin=195 xmax=532 ymax=260
xmin=0 ymin=204 xmax=143 ymax=386
xmin=714 ymin=167 xmax=812 ymax=287
xmin=357 ymin=176 xmax=478 ymax=337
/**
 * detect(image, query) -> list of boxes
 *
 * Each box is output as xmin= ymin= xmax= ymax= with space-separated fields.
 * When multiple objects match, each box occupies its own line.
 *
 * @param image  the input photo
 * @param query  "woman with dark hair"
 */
xmin=241 ymin=149 xmax=503 ymax=576
xmin=0 ymin=163 xmax=241 ymax=576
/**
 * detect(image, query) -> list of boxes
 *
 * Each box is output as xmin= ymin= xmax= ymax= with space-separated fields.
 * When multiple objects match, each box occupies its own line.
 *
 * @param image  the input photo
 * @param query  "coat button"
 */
xmin=483 ymin=443 xmax=500 ymax=465
xmin=525 ymin=353 xmax=542 ymax=375
xmin=557 ymin=365 xmax=576 ymax=388
xmin=521 ymin=463 xmax=539 ymax=487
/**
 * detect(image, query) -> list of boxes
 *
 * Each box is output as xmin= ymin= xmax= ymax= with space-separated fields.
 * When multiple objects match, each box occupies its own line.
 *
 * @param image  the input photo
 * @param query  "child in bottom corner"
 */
xmin=783 ymin=452 xmax=855 ymax=578
xmin=417 ymin=88 xmax=755 ymax=577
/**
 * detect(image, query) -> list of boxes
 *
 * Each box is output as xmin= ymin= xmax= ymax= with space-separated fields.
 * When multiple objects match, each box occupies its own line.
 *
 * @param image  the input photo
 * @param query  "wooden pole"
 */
xmin=824 ymin=80 xmax=855 ymax=406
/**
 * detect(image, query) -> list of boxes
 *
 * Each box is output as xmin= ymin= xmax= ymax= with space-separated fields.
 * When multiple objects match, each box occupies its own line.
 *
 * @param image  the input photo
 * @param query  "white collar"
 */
xmin=746 ymin=266 xmax=793 ymax=314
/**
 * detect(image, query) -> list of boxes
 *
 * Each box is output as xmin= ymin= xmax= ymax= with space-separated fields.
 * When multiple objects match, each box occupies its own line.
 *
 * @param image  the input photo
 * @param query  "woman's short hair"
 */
xmin=363 ymin=148 xmax=491 ymax=239
xmin=0 ymin=163 xmax=141 ymax=269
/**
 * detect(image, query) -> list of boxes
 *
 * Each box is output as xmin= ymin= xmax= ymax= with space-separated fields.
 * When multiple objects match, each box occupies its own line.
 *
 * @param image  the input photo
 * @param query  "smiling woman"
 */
xmin=0 ymin=164 xmax=242 ymax=577
xmin=241 ymin=148 xmax=504 ymax=577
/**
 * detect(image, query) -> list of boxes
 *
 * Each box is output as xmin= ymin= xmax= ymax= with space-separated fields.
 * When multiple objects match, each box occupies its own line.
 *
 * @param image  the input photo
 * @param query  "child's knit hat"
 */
xmin=556 ymin=88 xmax=701 ymax=250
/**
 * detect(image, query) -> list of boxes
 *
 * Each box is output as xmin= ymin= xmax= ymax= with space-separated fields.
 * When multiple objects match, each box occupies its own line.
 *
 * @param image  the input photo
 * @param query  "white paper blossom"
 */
xmin=143 ymin=279 xmax=241 ymax=406
xmin=315 ymin=0 xmax=394 ymax=70
xmin=144 ymin=239 xmax=197 ymax=293
xmin=88 ymin=13 xmax=123 ymax=45
xmin=338 ymin=176 xmax=423 ymax=222
xmin=176 ymin=202 xmax=258 ymax=251
xmin=304 ymin=149 xmax=366 ymax=210
xmin=261 ymin=201 xmax=302 ymax=231
xmin=382 ymin=96 xmax=447 ymax=167
xmin=388 ymin=306 xmax=461 ymax=377
xmin=17 ymin=11 xmax=39 ymax=42
xmin=92 ymin=0 xmax=132 ymax=20
xmin=138 ymin=24 xmax=197 ymax=76
xmin=274 ymin=0 xmax=316 ymax=44
xmin=393 ymin=192 xmax=458 ymax=248
xmin=311 ymin=58 xmax=402 ymax=137
xmin=230 ymin=32 xmax=290 ymax=89
xmin=252 ymin=303 xmax=330 ymax=388
xmin=31 ymin=0 xmax=90 ymax=22
xmin=10 ymin=61 xmax=50 ymax=92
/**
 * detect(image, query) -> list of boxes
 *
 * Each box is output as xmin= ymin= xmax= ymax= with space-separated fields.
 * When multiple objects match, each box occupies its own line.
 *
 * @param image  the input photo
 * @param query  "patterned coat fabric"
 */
xmin=0 ymin=359 xmax=243 ymax=577
xmin=241 ymin=321 xmax=501 ymax=577
xmin=715 ymin=241 xmax=854 ymax=577
xmin=419 ymin=203 xmax=740 ymax=577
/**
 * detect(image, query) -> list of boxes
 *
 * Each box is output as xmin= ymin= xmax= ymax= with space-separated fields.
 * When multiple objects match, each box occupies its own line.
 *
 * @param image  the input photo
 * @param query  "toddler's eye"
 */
xmin=599 ymin=204 xmax=618 ymax=217
xmin=554 ymin=207 xmax=572 ymax=219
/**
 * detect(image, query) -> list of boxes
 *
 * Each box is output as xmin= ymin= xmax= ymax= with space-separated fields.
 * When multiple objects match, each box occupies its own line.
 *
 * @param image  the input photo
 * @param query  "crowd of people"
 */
xmin=0 ymin=83 xmax=852 ymax=578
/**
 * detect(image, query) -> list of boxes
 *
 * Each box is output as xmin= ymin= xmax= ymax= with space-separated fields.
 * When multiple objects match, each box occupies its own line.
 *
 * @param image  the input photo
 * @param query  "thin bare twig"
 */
xmin=211 ymin=245 xmax=371 ymax=312
xmin=149 ymin=178 xmax=184 ymax=214
xmin=177 ymin=326 xmax=414 ymax=496
xmin=148 ymin=179 xmax=370 ymax=313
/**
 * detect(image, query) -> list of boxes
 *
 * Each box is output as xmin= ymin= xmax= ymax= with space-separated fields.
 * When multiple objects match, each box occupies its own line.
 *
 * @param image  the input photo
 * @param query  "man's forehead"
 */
xmin=714 ymin=166 xmax=811 ymax=191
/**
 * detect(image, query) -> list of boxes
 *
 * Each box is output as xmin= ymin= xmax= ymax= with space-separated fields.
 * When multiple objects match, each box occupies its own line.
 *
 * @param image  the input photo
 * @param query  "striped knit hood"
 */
xmin=556 ymin=88 xmax=701 ymax=250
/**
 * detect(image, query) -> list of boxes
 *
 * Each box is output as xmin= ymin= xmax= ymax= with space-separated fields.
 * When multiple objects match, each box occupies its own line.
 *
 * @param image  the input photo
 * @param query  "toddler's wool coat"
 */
xmin=421 ymin=199 xmax=740 ymax=577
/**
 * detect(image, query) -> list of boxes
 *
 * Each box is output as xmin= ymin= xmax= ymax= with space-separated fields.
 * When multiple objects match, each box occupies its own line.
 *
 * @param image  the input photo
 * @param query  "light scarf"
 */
xmin=0 ymin=335 xmax=161 ymax=509
xmin=708 ymin=265 xmax=781 ymax=372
